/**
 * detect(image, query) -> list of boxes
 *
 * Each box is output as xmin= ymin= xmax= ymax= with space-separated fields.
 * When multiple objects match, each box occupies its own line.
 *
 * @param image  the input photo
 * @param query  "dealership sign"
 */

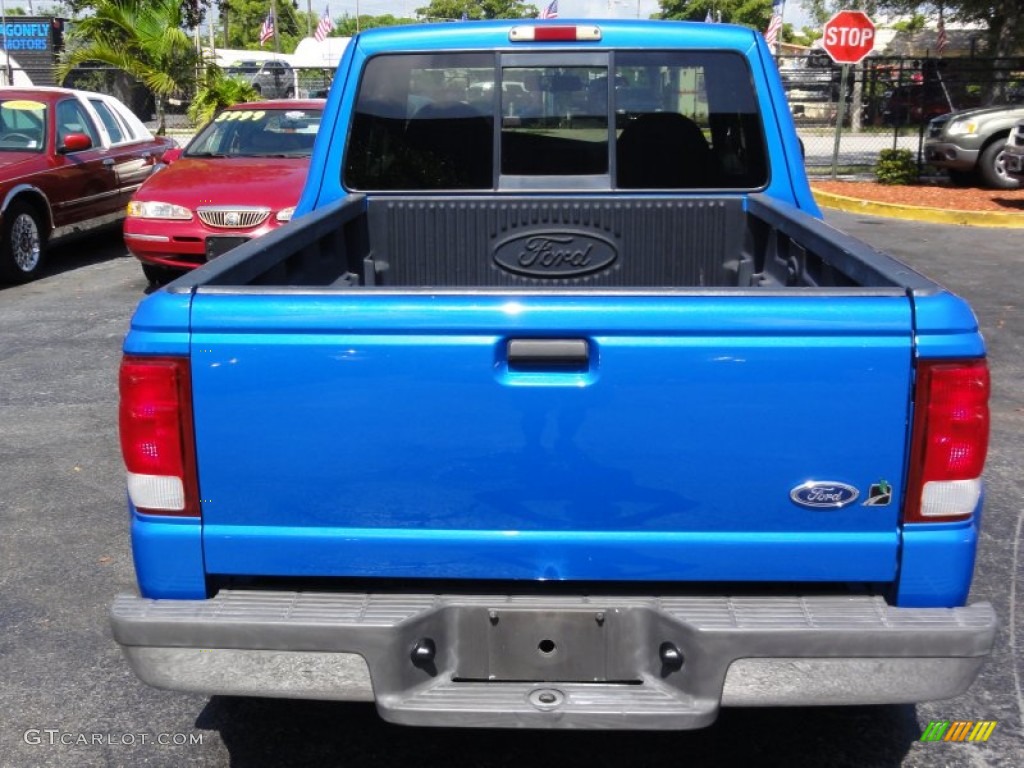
xmin=0 ymin=17 xmax=65 ymax=85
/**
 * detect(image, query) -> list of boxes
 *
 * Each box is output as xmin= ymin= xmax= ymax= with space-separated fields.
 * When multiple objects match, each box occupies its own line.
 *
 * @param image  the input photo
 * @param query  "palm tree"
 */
xmin=56 ymin=0 xmax=198 ymax=135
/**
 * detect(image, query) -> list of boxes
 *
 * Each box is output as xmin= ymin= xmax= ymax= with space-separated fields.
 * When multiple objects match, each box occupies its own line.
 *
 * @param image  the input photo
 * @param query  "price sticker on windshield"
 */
xmin=3 ymin=99 xmax=45 ymax=111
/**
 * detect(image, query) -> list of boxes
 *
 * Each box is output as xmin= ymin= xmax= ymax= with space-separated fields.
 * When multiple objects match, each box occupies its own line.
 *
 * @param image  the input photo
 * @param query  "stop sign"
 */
xmin=821 ymin=10 xmax=876 ymax=64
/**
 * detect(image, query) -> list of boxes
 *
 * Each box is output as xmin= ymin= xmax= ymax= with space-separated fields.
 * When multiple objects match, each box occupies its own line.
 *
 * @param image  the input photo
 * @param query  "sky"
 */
xmin=332 ymin=0 xmax=814 ymax=29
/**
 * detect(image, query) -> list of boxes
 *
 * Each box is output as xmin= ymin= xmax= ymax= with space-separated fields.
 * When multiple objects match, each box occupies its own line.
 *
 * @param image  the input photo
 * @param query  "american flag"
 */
xmin=259 ymin=12 xmax=275 ymax=47
xmin=764 ymin=0 xmax=783 ymax=49
xmin=314 ymin=6 xmax=334 ymax=42
xmin=937 ymin=13 xmax=948 ymax=57
xmin=539 ymin=0 xmax=558 ymax=19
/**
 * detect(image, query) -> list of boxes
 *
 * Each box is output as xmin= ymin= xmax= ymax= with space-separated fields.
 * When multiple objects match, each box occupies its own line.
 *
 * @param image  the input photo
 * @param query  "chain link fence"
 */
xmin=9 ymin=56 xmax=1024 ymax=177
xmin=779 ymin=53 xmax=1024 ymax=178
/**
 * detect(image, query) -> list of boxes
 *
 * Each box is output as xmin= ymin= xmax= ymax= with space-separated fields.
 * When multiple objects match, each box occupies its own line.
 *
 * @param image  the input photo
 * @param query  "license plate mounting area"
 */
xmin=455 ymin=608 xmax=632 ymax=683
xmin=205 ymin=236 xmax=249 ymax=260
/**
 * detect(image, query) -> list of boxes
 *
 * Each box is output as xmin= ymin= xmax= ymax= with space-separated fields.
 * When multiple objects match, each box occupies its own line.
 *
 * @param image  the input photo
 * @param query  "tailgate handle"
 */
xmin=507 ymin=338 xmax=589 ymax=369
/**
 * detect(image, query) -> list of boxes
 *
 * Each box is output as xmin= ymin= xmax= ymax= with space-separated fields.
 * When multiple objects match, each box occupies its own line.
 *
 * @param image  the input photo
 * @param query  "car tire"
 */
xmin=0 ymin=200 xmax=47 ymax=284
xmin=947 ymin=169 xmax=977 ymax=187
xmin=978 ymin=139 xmax=1020 ymax=190
xmin=141 ymin=263 xmax=181 ymax=286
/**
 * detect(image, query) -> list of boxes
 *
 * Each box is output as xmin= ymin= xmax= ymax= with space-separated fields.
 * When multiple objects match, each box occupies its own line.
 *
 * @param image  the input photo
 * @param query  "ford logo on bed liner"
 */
xmin=789 ymin=481 xmax=860 ymax=509
xmin=493 ymin=232 xmax=617 ymax=278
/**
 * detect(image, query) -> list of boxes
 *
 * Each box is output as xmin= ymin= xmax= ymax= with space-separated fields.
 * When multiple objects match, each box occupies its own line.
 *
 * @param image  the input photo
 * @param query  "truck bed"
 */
xmin=173 ymin=194 xmax=932 ymax=293
xmin=138 ymin=191 xmax=964 ymax=597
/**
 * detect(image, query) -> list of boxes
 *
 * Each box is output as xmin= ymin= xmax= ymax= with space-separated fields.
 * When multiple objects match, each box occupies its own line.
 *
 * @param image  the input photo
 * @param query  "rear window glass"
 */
xmin=343 ymin=51 xmax=767 ymax=191
xmin=613 ymin=51 xmax=767 ymax=188
xmin=345 ymin=53 xmax=495 ymax=190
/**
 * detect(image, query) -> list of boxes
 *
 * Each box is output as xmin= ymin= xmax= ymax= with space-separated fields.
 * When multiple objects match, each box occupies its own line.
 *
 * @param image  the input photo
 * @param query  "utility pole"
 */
xmin=1 ymin=0 xmax=10 ymax=86
xmin=272 ymin=0 xmax=280 ymax=55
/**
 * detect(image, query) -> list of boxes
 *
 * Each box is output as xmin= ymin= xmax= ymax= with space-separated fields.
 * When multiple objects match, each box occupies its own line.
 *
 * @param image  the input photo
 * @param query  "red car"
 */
xmin=0 ymin=87 xmax=175 ymax=283
xmin=124 ymin=100 xmax=325 ymax=284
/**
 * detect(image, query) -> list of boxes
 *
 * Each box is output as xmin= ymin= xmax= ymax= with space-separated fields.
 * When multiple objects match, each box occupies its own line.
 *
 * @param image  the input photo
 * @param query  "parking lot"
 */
xmin=1 ymin=214 xmax=1021 ymax=767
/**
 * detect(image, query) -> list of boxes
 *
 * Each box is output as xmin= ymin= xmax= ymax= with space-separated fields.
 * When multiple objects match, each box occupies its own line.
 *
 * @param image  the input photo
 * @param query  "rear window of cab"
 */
xmin=344 ymin=50 xmax=768 ymax=191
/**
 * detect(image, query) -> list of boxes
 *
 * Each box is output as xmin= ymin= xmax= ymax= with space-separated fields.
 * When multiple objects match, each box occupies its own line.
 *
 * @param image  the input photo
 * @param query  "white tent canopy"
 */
xmin=291 ymin=36 xmax=351 ymax=68
xmin=204 ymin=37 xmax=350 ymax=70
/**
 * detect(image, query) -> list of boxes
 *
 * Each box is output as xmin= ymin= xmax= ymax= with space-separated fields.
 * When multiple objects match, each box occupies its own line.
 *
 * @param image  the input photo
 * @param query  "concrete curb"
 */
xmin=812 ymin=188 xmax=1024 ymax=228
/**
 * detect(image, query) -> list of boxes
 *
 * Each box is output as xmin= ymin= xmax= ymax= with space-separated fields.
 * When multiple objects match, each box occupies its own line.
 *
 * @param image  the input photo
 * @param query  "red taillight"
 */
xmin=119 ymin=355 xmax=199 ymax=517
xmin=904 ymin=359 xmax=990 ymax=523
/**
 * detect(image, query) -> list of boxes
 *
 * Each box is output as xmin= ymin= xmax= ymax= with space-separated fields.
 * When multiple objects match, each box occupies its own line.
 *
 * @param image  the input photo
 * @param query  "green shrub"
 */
xmin=188 ymin=66 xmax=259 ymax=128
xmin=875 ymin=148 xmax=918 ymax=185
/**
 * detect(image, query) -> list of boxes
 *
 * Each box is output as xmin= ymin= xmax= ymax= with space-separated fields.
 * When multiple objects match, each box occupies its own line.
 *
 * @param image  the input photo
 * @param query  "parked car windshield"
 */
xmin=0 ymin=97 xmax=46 ymax=151
xmin=186 ymin=107 xmax=323 ymax=158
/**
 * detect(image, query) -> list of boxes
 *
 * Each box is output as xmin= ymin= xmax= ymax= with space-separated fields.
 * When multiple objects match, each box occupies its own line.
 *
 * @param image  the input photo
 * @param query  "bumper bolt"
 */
xmin=659 ymin=641 xmax=684 ymax=672
xmin=411 ymin=638 xmax=436 ymax=665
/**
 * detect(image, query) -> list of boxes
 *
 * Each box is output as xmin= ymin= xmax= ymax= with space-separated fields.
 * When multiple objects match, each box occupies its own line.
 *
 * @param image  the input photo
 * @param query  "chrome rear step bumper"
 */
xmin=112 ymin=591 xmax=996 ymax=730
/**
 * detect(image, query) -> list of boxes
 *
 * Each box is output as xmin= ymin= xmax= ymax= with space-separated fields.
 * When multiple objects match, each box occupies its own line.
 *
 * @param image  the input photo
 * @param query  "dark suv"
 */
xmin=226 ymin=59 xmax=296 ymax=100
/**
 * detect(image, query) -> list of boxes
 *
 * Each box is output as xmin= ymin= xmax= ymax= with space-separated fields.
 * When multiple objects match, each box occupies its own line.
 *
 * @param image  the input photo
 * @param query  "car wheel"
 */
xmin=947 ymin=169 xmax=977 ymax=187
xmin=141 ymin=263 xmax=181 ymax=286
xmin=0 ymin=200 xmax=46 ymax=284
xmin=978 ymin=139 xmax=1020 ymax=189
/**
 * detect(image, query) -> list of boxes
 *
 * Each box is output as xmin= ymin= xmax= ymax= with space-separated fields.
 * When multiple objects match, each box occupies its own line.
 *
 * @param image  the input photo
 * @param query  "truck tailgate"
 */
xmin=191 ymin=291 xmax=912 ymax=583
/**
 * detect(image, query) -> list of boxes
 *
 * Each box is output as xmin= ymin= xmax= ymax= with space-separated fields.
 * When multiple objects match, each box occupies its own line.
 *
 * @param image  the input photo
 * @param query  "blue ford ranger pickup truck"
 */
xmin=112 ymin=20 xmax=995 ymax=730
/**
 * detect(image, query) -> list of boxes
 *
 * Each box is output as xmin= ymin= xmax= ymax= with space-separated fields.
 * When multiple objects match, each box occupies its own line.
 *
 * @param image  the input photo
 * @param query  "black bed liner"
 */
xmin=173 ymin=194 xmax=935 ymax=294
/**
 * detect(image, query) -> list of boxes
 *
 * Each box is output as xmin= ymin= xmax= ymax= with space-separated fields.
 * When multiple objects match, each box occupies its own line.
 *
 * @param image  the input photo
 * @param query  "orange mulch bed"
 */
xmin=811 ymin=179 xmax=1024 ymax=213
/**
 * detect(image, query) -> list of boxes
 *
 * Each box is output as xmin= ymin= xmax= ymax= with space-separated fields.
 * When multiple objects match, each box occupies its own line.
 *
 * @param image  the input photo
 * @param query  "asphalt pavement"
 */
xmin=0 ymin=217 xmax=1021 ymax=767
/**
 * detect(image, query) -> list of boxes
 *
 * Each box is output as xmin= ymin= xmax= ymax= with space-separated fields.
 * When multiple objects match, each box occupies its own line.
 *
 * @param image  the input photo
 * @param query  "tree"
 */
xmin=890 ymin=13 xmax=928 ymax=33
xmin=657 ymin=0 xmax=778 ymax=30
xmin=415 ymin=0 xmax=538 ymax=22
xmin=57 ymin=0 xmax=198 ymax=134
xmin=894 ymin=0 xmax=1024 ymax=60
xmin=789 ymin=24 xmax=823 ymax=47
xmin=803 ymin=0 xmax=882 ymax=25
xmin=217 ymin=0 xmax=304 ymax=51
xmin=66 ymin=0 xmax=213 ymax=26
xmin=334 ymin=14 xmax=419 ymax=37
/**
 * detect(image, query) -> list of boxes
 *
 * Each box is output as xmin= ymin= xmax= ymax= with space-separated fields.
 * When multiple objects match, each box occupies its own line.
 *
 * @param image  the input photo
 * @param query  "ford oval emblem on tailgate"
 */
xmin=493 ymin=232 xmax=617 ymax=278
xmin=790 ymin=481 xmax=860 ymax=509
